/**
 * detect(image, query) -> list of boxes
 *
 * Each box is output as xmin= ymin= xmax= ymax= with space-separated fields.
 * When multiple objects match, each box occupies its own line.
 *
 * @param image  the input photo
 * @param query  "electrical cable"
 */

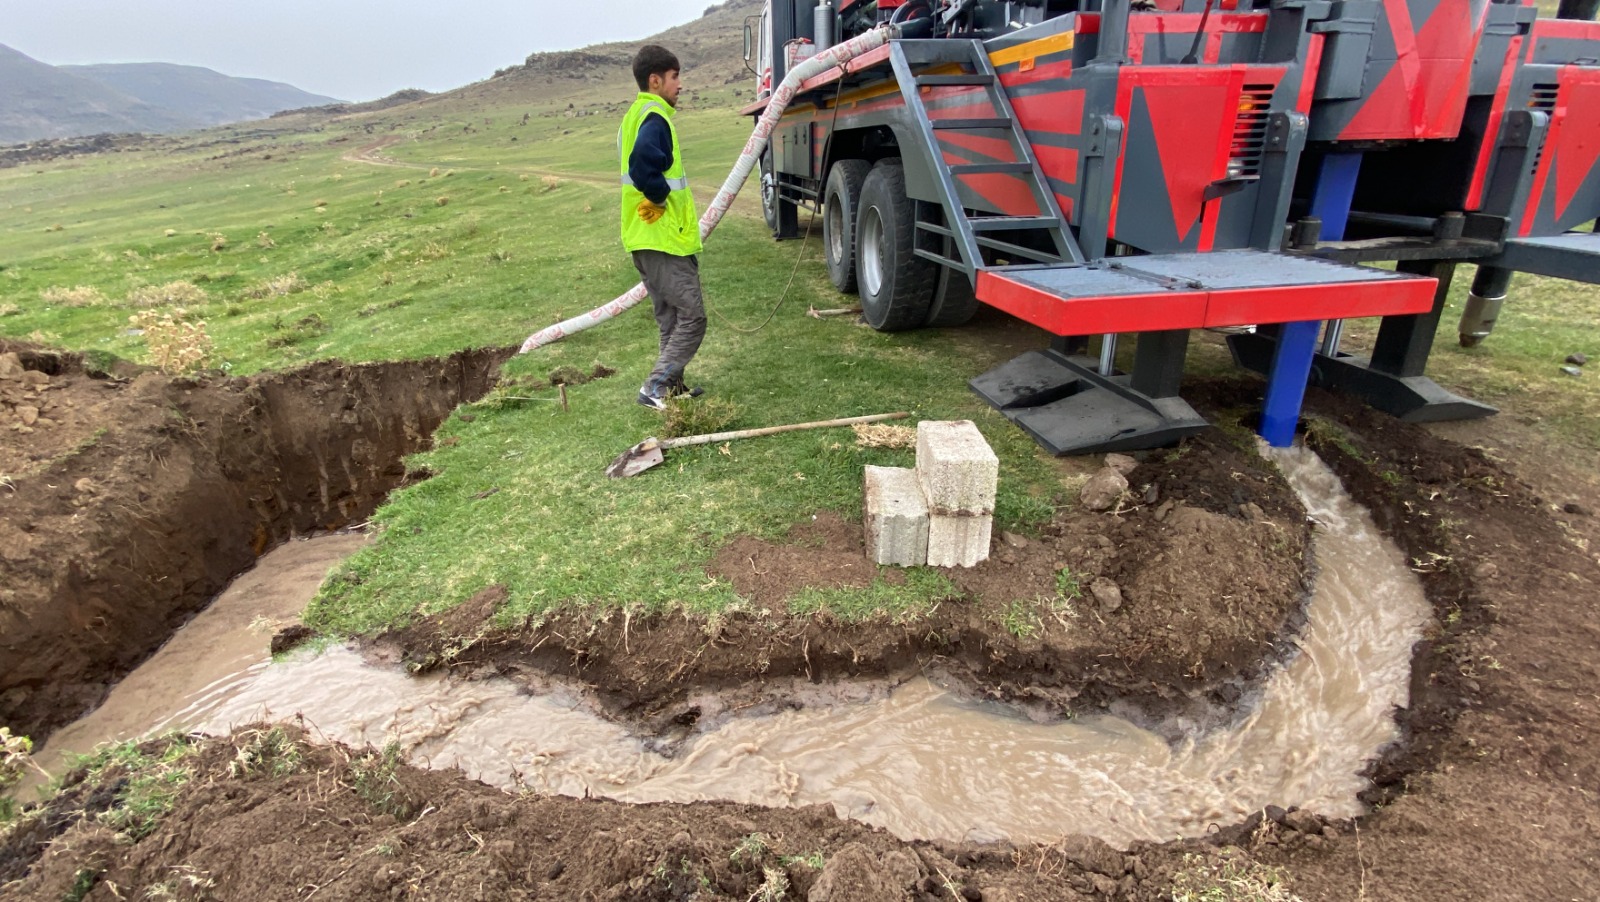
xmin=1181 ymin=0 xmax=1217 ymax=65
xmin=705 ymin=73 xmax=848 ymax=334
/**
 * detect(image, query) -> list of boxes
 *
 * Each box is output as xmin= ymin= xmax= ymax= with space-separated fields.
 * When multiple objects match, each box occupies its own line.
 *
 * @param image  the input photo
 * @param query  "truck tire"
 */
xmin=823 ymin=159 xmax=870 ymax=292
xmin=857 ymin=160 xmax=936 ymax=332
xmin=761 ymin=150 xmax=798 ymax=239
xmin=925 ymin=238 xmax=981 ymax=328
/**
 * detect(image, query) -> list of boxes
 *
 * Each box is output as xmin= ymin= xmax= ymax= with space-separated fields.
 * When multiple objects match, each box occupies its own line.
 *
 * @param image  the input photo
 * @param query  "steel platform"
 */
xmin=974 ymin=249 xmax=1439 ymax=337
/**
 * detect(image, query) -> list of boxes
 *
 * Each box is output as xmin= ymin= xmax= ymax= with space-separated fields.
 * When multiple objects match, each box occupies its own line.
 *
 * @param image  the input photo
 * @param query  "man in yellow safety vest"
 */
xmin=620 ymin=45 xmax=706 ymax=409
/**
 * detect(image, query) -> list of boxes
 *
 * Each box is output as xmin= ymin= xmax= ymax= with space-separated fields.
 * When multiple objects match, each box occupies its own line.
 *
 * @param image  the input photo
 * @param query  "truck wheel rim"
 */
xmin=762 ymin=171 xmax=778 ymax=221
xmin=861 ymin=205 xmax=885 ymax=297
xmin=827 ymin=201 xmax=845 ymax=264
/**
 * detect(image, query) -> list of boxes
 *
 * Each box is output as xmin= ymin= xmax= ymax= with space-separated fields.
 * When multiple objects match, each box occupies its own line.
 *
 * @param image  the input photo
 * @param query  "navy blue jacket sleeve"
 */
xmin=627 ymin=114 xmax=675 ymax=206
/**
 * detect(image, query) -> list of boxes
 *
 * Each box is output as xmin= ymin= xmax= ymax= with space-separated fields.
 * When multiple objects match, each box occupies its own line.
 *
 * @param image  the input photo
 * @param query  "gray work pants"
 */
xmin=632 ymin=249 xmax=706 ymax=396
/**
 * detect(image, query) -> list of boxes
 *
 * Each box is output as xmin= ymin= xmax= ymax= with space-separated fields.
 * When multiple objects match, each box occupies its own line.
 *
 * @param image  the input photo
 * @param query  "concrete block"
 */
xmin=927 ymin=512 xmax=992 ymax=568
xmin=864 ymin=465 xmax=929 ymax=567
xmin=915 ymin=420 xmax=999 ymax=515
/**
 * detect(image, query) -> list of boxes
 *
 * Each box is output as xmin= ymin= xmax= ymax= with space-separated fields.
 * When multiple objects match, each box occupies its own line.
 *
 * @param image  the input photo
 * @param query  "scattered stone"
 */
xmin=1563 ymin=502 xmax=1591 ymax=516
xmin=270 ymin=624 xmax=315 ymax=655
xmin=18 ymin=405 xmax=38 ymax=426
xmin=1284 ymin=809 xmax=1322 ymax=833
xmin=1567 ymin=352 xmax=1588 ymax=366
xmin=1079 ymin=468 xmax=1128 ymax=511
xmin=1103 ymin=453 xmax=1139 ymax=476
xmin=0 ymin=353 xmax=22 ymax=379
xmin=1090 ymin=578 xmax=1123 ymax=613
xmin=1560 ymin=365 xmax=1582 ymax=378
xmin=808 ymin=842 xmax=921 ymax=901
xmin=1052 ymin=834 xmax=1126 ymax=878
xmin=1001 ymin=530 xmax=1029 ymax=549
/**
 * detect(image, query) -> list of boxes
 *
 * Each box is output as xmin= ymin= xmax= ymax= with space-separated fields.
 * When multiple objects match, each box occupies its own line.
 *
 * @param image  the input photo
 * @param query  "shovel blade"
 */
xmin=605 ymin=439 xmax=665 ymax=478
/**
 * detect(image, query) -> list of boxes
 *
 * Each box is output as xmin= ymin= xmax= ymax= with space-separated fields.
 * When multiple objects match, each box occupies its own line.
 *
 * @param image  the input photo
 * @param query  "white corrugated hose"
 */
xmin=517 ymin=25 xmax=899 ymax=354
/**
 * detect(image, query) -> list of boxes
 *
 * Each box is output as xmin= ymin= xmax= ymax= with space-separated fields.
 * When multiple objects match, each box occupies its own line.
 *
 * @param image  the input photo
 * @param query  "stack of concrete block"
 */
xmin=863 ymin=420 xmax=998 ymax=568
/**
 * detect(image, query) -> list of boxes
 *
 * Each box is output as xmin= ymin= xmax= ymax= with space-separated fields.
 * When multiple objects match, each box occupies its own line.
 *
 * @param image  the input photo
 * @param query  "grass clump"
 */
xmin=126 ymin=280 xmax=208 ymax=308
xmin=40 ymin=285 xmax=108 ymax=308
xmin=1001 ymin=598 xmax=1039 ymax=639
xmin=730 ymin=832 xmax=768 ymax=864
xmin=242 ymin=272 xmax=308 ymax=299
xmin=59 ymin=735 xmax=200 ymax=840
xmin=265 ymin=313 xmax=329 ymax=348
xmin=346 ymin=741 xmax=412 ymax=818
xmin=751 ymin=868 xmax=790 ymax=901
xmin=1170 ymin=851 xmax=1303 ymax=902
xmin=780 ymin=851 xmax=826 ymax=870
xmin=130 ymin=308 xmax=213 ymax=375
xmin=1055 ymin=566 xmax=1083 ymax=601
xmin=229 ymin=727 xmax=305 ymax=778
xmin=661 ymin=395 xmax=740 ymax=438
xmin=1 ymin=727 xmax=44 ymax=822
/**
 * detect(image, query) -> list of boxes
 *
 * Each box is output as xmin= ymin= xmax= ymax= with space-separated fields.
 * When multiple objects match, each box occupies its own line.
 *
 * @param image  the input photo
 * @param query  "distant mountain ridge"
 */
xmin=0 ymin=43 xmax=341 ymax=145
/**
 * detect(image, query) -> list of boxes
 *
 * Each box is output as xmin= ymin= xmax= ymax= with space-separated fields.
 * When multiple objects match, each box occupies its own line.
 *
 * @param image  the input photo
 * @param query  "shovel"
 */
xmin=605 ymin=412 xmax=909 ymax=478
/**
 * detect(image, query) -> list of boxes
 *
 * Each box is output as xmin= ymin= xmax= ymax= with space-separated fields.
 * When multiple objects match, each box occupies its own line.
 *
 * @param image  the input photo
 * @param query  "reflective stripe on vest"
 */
xmin=620 ymin=173 xmax=690 ymax=191
xmin=618 ymin=92 xmax=702 ymax=256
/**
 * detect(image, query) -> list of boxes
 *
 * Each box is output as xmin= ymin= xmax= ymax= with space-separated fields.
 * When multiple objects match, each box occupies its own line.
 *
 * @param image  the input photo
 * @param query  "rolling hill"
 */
xmin=64 ymin=62 xmax=340 ymax=128
xmin=0 ymin=43 xmax=340 ymax=145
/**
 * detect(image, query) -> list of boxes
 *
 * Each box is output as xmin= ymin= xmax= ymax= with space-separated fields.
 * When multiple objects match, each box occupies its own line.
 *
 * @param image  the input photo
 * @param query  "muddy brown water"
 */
xmin=20 ymin=446 xmax=1428 ymax=849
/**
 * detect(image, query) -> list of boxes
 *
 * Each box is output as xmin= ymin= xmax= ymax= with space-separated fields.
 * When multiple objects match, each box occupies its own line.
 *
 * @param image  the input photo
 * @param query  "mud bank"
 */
xmin=0 ymin=342 xmax=509 ymax=743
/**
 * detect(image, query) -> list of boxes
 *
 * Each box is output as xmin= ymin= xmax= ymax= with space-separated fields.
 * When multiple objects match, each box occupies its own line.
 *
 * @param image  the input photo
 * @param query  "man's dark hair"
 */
xmin=633 ymin=45 xmax=680 ymax=91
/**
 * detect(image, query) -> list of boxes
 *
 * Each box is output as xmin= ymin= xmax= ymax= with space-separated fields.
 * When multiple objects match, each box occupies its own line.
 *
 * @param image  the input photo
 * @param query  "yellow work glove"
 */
xmin=637 ymin=199 xmax=666 ymax=225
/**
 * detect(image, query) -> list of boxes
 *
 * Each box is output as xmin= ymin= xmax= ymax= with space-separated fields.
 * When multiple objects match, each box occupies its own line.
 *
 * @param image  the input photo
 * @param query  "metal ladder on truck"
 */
xmin=888 ymin=39 xmax=1084 ymax=285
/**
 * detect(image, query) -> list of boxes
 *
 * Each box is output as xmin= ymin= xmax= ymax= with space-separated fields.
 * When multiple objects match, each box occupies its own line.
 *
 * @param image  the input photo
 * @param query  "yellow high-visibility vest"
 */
xmin=618 ymin=92 xmax=702 ymax=256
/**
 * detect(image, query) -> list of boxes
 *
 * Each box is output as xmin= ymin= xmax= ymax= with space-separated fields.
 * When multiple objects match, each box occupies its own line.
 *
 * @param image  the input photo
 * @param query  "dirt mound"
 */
xmin=0 ymin=342 xmax=508 ymax=744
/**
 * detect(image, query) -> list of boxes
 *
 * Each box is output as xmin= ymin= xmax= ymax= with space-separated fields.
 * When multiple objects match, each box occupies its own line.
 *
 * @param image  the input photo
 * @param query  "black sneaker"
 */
xmin=636 ymin=390 xmax=667 ymax=410
xmin=666 ymin=376 xmax=704 ymax=399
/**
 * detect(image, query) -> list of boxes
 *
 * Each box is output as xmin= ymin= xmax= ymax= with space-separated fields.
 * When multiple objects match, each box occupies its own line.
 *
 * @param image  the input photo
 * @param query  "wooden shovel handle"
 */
xmin=659 ymin=412 xmax=909 ymax=449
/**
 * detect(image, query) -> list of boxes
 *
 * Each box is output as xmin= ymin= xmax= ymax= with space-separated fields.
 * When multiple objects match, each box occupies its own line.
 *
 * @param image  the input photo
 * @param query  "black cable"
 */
xmin=1181 ymin=0 xmax=1217 ymax=65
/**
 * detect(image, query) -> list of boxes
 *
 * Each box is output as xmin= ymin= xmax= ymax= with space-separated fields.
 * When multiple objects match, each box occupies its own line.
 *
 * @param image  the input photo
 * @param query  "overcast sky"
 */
xmin=2 ymin=0 xmax=718 ymax=102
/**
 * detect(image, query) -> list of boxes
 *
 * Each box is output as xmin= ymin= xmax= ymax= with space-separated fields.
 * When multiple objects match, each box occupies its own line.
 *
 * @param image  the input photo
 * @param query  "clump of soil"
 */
xmin=0 ymin=340 xmax=508 ymax=744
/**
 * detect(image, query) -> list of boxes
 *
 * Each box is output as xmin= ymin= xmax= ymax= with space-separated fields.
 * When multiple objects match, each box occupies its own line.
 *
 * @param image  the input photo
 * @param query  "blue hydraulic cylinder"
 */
xmin=1258 ymin=153 xmax=1362 ymax=447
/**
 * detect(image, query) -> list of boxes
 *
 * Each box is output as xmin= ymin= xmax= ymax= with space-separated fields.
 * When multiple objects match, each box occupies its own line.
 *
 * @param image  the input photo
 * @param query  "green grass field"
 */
xmin=3 ymin=64 xmax=1596 ymax=635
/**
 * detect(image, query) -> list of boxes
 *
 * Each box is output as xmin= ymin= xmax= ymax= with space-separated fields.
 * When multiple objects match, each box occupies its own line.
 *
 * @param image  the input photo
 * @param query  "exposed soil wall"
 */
xmin=0 ymin=342 xmax=509 ymax=743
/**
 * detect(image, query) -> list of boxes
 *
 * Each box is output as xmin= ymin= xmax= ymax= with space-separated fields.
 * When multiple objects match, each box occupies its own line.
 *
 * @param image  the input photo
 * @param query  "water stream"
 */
xmin=22 ymin=446 xmax=1429 ymax=848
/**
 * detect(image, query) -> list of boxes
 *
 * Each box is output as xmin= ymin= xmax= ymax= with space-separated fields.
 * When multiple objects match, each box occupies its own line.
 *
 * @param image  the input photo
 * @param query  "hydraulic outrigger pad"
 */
xmin=970 ymin=347 xmax=1209 ymax=456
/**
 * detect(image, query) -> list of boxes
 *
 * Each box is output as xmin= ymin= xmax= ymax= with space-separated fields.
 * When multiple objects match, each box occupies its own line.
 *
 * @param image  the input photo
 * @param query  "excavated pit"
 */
xmin=20 ymin=445 xmax=1428 ymax=852
xmin=0 ymin=342 xmax=510 ymax=743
